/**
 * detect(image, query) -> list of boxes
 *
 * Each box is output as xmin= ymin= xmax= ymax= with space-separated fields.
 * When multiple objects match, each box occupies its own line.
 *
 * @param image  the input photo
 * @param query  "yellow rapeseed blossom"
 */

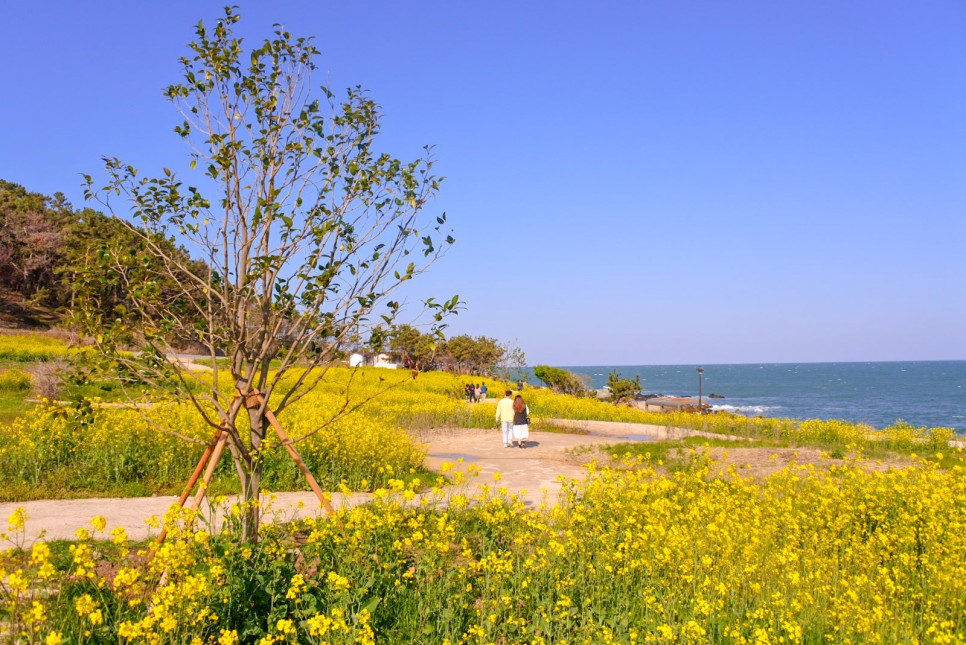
xmin=218 ymin=629 xmax=240 ymax=645
xmin=7 ymin=507 xmax=27 ymax=531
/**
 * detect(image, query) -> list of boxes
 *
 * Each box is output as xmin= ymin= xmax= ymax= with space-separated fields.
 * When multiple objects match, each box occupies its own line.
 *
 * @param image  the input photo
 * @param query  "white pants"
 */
xmin=513 ymin=424 xmax=529 ymax=441
xmin=501 ymin=421 xmax=514 ymax=445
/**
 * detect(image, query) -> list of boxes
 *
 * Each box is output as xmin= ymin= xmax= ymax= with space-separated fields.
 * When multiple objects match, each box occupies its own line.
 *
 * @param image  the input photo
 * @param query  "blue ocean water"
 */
xmin=553 ymin=362 xmax=966 ymax=433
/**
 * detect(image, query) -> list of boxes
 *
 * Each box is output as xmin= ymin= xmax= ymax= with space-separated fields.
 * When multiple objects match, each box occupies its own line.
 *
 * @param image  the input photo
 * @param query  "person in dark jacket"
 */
xmin=512 ymin=394 xmax=529 ymax=448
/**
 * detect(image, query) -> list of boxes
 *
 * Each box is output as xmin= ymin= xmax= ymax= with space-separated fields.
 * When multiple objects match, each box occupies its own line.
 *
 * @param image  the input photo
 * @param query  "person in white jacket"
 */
xmin=495 ymin=390 xmax=516 ymax=448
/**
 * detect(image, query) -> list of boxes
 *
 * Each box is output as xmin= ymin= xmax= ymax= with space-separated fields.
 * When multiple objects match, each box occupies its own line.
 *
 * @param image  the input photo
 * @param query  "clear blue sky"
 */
xmin=2 ymin=1 xmax=964 ymax=365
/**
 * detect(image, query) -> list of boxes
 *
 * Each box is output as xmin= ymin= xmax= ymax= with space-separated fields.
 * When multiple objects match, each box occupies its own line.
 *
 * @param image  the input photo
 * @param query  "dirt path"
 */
xmin=2 ymin=421 xmax=903 ymax=544
xmin=0 ymin=428 xmax=633 ymax=543
xmin=419 ymin=427 xmax=631 ymax=507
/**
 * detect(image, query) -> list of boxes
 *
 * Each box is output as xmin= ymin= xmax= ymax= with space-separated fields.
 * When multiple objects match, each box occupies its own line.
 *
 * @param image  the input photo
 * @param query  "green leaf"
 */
xmin=361 ymin=596 xmax=380 ymax=616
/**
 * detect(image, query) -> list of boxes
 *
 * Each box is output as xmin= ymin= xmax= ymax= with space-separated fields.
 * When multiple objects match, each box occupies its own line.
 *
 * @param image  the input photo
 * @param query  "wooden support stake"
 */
xmin=188 ymin=429 xmax=229 ymax=512
xmin=153 ymin=425 xmax=224 ymax=549
xmin=152 ymin=391 xmax=334 ymax=565
xmin=264 ymin=405 xmax=335 ymax=515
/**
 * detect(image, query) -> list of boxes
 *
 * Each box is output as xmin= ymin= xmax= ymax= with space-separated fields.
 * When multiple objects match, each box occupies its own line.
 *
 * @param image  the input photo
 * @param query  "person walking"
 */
xmin=474 ymin=384 xmax=483 ymax=402
xmin=512 ymin=394 xmax=530 ymax=449
xmin=495 ymin=390 xmax=515 ymax=448
xmin=480 ymin=383 xmax=488 ymax=400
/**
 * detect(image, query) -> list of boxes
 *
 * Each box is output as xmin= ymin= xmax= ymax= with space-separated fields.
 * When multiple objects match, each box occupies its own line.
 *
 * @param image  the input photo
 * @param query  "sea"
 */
xmin=547 ymin=361 xmax=966 ymax=434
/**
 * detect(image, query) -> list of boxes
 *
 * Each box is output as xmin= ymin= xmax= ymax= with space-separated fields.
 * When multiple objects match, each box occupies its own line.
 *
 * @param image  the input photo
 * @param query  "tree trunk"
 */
xmin=241 ymin=409 xmax=267 ymax=542
xmin=241 ymin=465 xmax=261 ymax=542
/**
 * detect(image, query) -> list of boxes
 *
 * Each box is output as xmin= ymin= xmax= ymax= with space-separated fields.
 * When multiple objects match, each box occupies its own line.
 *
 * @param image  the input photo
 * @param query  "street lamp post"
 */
xmin=696 ymin=367 xmax=704 ymax=412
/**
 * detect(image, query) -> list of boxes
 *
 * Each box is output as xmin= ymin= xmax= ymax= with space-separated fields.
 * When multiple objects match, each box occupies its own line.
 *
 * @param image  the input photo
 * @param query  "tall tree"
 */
xmin=79 ymin=8 xmax=456 ymax=540
xmin=441 ymin=335 xmax=505 ymax=375
xmin=387 ymin=324 xmax=439 ymax=370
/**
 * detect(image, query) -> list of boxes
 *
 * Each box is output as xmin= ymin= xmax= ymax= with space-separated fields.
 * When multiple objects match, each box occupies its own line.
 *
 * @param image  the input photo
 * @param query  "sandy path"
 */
xmin=1 ymin=427 xmax=636 ymax=543
xmin=0 ymin=415 xmax=937 ymax=545
xmin=420 ymin=427 xmax=631 ymax=507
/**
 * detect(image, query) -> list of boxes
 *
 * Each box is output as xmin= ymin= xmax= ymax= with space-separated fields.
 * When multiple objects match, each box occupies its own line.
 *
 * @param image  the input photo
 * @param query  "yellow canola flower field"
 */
xmin=0 ymin=332 xmax=72 ymax=362
xmin=0 ymin=367 xmax=505 ymax=500
xmin=0 ymin=365 xmax=960 ymax=501
xmin=2 ymin=456 xmax=965 ymax=643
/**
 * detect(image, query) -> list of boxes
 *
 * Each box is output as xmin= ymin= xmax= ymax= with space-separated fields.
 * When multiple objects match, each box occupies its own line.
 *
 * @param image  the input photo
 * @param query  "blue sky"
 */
xmin=2 ymin=1 xmax=964 ymax=365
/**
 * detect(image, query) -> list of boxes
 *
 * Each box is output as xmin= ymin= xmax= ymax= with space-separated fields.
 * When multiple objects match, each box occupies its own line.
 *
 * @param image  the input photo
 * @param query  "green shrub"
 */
xmin=533 ymin=365 xmax=591 ymax=396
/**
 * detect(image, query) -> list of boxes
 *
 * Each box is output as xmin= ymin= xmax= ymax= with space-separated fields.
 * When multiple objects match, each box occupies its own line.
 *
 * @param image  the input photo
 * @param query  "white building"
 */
xmin=347 ymin=352 xmax=398 ymax=369
xmin=373 ymin=353 xmax=398 ymax=369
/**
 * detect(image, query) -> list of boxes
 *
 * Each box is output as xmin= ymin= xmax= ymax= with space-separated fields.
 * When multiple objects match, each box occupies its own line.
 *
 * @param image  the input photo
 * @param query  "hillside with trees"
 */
xmin=0 ymin=180 xmax=207 ymax=336
xmin=1 ymin=175 xmax=525 ymax=382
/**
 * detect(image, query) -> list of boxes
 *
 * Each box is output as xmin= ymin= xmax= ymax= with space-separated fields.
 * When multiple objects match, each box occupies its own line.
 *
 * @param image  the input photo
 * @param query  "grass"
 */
xmin=603 ymin=435 xmax=768 ymax=459
xmin=43 ymin=537 xmax=153 ymax=573
xmin=597 ymin=435 xmax=966 ymax=474
xmin=0 ymin=473 xmax=245 ymax=503
xmin=62 ymin=378 xmax=154 ymax=402
xmin=593 ymin=436 xmax=816 ymax=473
xmin=0 ymin=392 xmax=32 ymax=424
xmin=0 ymin=361 xmax=171 ymax=425
xmin=534 ymin=421 xmax=591 ymax=435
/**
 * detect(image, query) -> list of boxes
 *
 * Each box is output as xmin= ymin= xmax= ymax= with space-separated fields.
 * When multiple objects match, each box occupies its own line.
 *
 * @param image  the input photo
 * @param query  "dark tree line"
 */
xmin=0 ymin=179 xmax=206 ymax=335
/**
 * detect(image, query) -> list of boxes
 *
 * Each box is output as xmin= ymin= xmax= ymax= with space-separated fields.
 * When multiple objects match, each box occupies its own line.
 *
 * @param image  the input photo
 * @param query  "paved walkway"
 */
xmin=1 ymin=421 xmax=685 ymax=543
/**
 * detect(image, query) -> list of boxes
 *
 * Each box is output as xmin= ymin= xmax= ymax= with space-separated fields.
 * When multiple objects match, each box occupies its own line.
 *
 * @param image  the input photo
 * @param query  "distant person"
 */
xmin=480 ymin=383 xmax=488 ymax=400
xmin=512 ymin=394 xmax=530 ymax=449
xmin=517 ymin=379 xmax=525 ymax=391
xmin=495 ymin=390 xmax=515 ymax=448
xmin=465 ymin=384 xmax=473 ymax=402
xmin=474 ymin=384 xmax=482 ymax=402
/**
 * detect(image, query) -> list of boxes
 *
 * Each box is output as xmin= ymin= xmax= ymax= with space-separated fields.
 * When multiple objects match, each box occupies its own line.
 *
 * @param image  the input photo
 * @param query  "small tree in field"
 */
xmin=606 ymin=370 xmax=641 ymax=405
xmin=494 ymin=339 xmax=527 ymax=382
xmin=533 ymin=365 xmax=589 ymax=396
xmin=77 ymin=8 xmax=456 ymax=540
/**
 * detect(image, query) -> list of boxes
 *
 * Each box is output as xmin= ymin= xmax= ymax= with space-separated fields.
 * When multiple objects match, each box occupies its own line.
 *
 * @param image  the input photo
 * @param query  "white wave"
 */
xmin=713 ymin=404 xmax=779 ymax=415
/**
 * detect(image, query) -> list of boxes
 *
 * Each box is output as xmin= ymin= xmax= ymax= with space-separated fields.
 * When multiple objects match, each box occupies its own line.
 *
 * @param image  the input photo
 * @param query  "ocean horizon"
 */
xmin=539 ymin=360 xmax=966 ymax=433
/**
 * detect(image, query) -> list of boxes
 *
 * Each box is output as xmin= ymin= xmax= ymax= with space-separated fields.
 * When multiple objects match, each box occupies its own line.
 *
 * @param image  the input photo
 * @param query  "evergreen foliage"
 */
xmin=533 ymin=365 xmax=590 ymax=396
xmin=0 ymin=180 xmax=206 ymax=336
xmin=606 ymin=369 xmax=642 ymax=404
